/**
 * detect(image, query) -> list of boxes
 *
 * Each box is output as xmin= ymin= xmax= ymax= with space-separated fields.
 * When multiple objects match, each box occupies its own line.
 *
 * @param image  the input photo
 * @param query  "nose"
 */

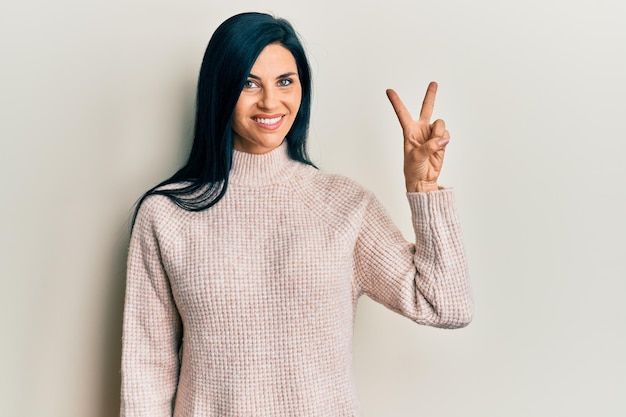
xmin=258 ymin=87 xmax=278 ymax=110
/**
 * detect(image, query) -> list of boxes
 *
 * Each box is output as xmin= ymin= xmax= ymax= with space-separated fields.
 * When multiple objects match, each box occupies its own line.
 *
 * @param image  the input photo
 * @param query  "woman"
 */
xmin=121 ymin=11 xmax=473 ymax=417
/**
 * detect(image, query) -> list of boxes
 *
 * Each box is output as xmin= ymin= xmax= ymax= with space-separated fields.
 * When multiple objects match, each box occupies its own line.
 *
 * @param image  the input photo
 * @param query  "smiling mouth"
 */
xmin=252 ymin=116 xmax=283 ymax=125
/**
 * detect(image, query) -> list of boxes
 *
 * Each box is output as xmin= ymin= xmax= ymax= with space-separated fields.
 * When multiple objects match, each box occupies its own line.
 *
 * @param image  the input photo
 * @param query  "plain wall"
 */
xmin=1 ymin=1 xmax=625 ymax=416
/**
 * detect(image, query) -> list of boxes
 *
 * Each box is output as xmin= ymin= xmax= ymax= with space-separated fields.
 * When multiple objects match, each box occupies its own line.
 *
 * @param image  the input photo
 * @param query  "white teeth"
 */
xmin=254 ymin=116 xmax=282 ymax=125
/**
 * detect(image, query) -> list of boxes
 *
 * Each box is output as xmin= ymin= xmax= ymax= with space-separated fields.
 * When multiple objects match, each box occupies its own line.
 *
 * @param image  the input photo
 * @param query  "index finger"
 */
xmin=419 ymin=81 xmax=438 ymax=122
xmin=385 ymin=88 xmax=414 ymax=130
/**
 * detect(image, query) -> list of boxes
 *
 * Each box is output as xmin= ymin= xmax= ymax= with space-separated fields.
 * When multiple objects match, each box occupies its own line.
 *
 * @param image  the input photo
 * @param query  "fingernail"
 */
xmin=437 ymin=138 xmax=450 ymax=147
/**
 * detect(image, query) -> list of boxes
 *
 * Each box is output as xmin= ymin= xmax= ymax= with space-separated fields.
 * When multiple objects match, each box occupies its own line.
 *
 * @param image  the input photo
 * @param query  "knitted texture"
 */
xmin=120 ymin=143 xmax=473 ymax=416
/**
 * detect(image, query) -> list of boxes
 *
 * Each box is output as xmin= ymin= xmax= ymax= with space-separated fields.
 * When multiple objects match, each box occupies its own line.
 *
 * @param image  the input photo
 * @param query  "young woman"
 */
xmin=121 ymin=11 xmax=473 ymax=417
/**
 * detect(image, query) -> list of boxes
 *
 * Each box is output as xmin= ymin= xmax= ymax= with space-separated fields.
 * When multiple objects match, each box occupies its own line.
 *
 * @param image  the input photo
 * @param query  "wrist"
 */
xmin=407 ymin=180 xmax=439 ymax=193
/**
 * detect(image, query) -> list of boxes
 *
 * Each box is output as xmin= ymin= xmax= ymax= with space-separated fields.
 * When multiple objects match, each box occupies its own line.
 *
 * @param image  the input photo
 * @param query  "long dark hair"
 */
xmin=132 ymin=12 xmax=314 ymax=225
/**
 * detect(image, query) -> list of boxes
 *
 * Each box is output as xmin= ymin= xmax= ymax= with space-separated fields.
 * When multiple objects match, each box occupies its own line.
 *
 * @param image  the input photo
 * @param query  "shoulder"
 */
xmin=297 ymin=165 xmax=372 ymax=200
xmin=133 ymin=189 xmax=194 ymax=238
xmin=135 ymin=193 xmax=176 ymax=222
xmin=292 ymin=166 xmax=376 ymax=224
xmin=136 ymin=181 xmax=196 ymax=218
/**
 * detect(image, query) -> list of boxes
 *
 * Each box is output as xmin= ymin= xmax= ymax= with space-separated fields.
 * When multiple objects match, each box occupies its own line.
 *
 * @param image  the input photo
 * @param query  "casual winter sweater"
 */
xmin=120 ymin=142 xmax=473 ymax=417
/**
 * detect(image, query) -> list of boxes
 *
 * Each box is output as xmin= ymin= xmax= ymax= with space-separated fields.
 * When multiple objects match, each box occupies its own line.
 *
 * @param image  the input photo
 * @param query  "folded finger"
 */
xmin=431 ymin=119 xmax=446 ymax=139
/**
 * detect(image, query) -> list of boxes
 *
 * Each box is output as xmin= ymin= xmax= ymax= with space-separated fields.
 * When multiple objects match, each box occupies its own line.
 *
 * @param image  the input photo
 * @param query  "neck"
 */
xmin=229 ymin=142 xmax=298 ymax=187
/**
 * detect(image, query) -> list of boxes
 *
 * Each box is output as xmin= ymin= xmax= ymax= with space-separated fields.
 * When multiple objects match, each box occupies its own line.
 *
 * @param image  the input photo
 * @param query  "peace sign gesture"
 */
xmin=386 ymin=81 xmax=450 ymax=193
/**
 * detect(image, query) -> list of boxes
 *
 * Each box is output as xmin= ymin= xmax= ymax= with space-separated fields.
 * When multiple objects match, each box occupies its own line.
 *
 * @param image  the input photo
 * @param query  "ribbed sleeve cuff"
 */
xmin=406 ymin=188 xmax=459 ymax=225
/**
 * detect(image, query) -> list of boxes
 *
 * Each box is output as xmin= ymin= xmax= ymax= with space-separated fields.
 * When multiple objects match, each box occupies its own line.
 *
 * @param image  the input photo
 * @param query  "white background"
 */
xmin=1 ymin=1 xmax=625 ymax=416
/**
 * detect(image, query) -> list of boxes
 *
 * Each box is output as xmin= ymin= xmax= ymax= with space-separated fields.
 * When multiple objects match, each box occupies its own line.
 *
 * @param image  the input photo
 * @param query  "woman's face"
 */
xmin=232 ymin=43 xmax=302 ymax=154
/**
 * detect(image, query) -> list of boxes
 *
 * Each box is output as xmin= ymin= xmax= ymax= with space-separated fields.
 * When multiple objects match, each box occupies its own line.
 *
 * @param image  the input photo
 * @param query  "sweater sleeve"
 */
xmin=120 ymin=199 xmax=183 ymax=416
xmin=353 ymin=189 xmax=473 ymax=328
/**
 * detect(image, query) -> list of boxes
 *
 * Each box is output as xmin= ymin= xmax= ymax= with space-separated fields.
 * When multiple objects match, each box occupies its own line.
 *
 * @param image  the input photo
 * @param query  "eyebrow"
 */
xmin=248 ymin=72 xmax=298 ymax=80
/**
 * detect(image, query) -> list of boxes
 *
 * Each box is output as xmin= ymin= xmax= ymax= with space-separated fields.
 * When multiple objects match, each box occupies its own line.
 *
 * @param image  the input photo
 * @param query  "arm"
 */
xmin=353 ymin=82 xmax=472 ymax=327
xmin=354 ymin=190 xmax=473 ymax=328
xmin=120 ymin=199 xmax=182 ymax=416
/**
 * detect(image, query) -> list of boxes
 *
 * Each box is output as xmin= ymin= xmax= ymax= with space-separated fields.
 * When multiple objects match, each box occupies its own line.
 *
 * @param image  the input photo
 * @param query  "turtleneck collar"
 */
xmin=229 ymin=141 xmax=299 ymax=187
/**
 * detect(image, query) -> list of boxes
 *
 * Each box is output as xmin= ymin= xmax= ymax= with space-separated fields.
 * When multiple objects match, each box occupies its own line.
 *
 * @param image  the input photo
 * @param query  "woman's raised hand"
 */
xmin=386 ymin=81 xmax=450 ymax=193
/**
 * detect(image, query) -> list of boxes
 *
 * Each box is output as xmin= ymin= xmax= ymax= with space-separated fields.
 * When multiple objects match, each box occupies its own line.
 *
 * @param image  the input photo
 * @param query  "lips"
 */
xmin=252 ymin=115 xmax=284 ymax=130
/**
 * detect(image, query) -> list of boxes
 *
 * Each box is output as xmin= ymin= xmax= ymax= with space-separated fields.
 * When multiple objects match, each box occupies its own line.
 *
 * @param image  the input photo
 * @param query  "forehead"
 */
xmin=250 ymin=43 xmax=298 ymax=75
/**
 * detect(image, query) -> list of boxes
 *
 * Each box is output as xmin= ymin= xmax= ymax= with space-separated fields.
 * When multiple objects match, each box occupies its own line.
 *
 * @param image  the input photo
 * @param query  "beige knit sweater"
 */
xmin=120 ymin=143 xmax=473 ymax=417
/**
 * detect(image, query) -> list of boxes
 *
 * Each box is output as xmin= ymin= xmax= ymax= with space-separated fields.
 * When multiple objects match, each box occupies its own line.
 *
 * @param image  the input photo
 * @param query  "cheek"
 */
xmin=232 ymin=100 xmax=249 ymax=130
xmin=290 ymin=91 xmax=303 ymax=114
xmin=231 ymin=111 xmax=242 ymax=131
xmin=233 ymin=91 xmax=254 ymax=115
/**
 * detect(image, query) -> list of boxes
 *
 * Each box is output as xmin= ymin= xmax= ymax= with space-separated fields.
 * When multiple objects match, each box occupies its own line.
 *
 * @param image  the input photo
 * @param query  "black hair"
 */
xmin=132 ymin=12 xmax=313 ymax=225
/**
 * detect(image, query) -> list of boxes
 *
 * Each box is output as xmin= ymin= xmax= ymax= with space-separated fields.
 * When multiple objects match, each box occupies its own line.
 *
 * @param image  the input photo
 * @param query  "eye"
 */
xmin=277 ymin=78 xmax=293 ymax=87
xmin=243 ymin=79 xmax=259 ymax=89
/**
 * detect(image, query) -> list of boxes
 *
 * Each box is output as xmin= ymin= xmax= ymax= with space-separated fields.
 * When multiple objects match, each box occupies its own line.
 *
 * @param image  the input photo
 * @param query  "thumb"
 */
xmin=417 ymin=137 xmax=449 ymax=159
